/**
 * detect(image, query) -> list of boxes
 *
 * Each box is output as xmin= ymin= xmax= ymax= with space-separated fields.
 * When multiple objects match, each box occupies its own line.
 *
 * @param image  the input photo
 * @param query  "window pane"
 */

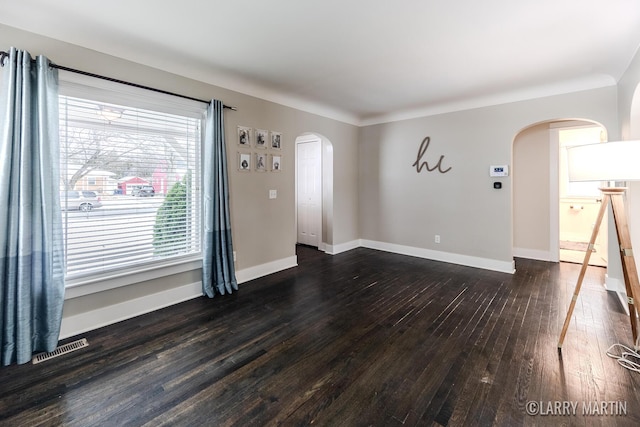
xmin=59 ymin=96 xmax=202 ymax=279
xmin=559 ymin=126 xmax=604 ymax=198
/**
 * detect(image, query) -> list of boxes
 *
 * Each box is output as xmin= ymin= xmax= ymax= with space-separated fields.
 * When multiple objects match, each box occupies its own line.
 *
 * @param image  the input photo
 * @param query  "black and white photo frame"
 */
xmin=238 ymin=152 xmax=251 ymax=172
xmin=237 ymin=126 xmax=251 ymax=147
xmin=255 ymin=129 xmax=268 ymax=149
xmin=270 ymin=131 xmax=282 ymax=150
xmin=255 ymin=152 xmax=267 ymax=172
xmin=271 ymin=154 xmax=282 ymax=172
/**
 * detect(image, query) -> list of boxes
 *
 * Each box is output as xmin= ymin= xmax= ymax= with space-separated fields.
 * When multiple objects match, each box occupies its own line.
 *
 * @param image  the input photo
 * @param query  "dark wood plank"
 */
xmin=1 ymin=246 xmax=639 ymax=426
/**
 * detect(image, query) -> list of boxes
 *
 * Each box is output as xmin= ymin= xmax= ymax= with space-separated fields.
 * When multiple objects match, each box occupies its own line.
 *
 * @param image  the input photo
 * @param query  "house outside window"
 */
xmin=59 ymin=76 xmax=204 ymax=283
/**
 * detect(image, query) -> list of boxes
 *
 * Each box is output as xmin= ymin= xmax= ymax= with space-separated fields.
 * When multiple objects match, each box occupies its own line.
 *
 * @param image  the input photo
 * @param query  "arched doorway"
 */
xmin=512 ymin=119 xmax=608 ymax=266
xmin=294 ymin=132 xmax=334 ymax=252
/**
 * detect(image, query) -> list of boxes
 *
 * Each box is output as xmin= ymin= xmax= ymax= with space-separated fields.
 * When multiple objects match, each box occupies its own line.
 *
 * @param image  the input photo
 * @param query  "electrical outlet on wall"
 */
xmin=435 ymin=235 xmax=441 ymax=244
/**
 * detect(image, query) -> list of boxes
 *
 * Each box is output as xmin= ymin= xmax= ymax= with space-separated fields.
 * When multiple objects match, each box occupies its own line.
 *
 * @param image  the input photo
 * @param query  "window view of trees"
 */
xmin=61 ymin=128 xmax=162 ymax=191
xmin=59 ymin=95 xmax=201 ymax=278
xmin=153 ymin=173 xmax=191 ymax=256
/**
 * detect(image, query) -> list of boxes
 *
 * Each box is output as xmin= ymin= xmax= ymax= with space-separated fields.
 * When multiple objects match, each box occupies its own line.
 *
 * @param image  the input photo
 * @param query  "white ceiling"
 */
xmin=2 ymin=0 xmax=640 ymax=125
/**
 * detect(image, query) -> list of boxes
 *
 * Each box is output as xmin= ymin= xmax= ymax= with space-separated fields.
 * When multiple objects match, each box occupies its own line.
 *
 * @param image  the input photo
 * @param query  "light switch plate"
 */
xmin=269 ymin=189 xmax=277 ymax=199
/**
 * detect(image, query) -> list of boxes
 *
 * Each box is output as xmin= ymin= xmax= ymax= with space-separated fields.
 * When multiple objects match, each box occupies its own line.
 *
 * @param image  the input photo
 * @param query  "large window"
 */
xmin=59 ymin=79 xmax=204 ymax=282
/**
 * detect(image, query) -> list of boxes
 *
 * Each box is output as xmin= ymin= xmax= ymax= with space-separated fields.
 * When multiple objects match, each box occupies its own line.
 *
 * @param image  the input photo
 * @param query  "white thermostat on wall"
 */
xmin=490 ymin=165 xmax=509 ymax=177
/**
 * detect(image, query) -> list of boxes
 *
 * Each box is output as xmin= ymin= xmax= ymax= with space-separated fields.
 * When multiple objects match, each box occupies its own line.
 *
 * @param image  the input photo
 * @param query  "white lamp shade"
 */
xmin=567 ymin=140 xmax=640 ymax=182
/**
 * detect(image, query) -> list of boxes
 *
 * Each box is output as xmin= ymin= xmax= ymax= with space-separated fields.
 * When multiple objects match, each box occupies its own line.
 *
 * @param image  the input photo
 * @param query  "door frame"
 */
xmin=295 ymin=134 xmax=323 ymax=250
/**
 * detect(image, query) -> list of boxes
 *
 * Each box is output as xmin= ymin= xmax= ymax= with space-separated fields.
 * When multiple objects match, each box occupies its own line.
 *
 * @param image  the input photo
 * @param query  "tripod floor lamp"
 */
xmin=558 ymin=140 xmax=640 ymax=351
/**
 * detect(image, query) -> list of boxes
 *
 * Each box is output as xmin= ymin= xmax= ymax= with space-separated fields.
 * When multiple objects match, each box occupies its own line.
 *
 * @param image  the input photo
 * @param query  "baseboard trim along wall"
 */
xmin=325 ymin=240 xmax=361 ymax=255
xmin=360 ymin=239 xmax=516 ymax=274
xmin=513 ymin=247 xmax=553 ymax=262
xmin=60 ymin=281 xmax=202 ymax=340
xmin=605 ymin=274 xmax=629 ymax=315
xmin=60 ymin=255 xmax=298 ymax=340
xmin=234 ymin=255 xmax=298 ymax=284
xmin=605 ymin=274 xmax=625 ymax=293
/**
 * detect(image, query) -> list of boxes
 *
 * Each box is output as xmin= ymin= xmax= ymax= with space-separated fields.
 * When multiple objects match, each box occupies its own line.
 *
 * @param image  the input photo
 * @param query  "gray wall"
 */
xmin=617 ymin=44 xmax=640 ymax=290
xmin=618 ymin=44 xmax=640 ymax=141
xmin=359 ymin=88 xmax=618 ymax=267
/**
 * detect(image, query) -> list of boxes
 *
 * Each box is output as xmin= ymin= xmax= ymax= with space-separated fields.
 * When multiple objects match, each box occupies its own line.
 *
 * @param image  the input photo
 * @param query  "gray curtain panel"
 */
xmin=202 ymin=100 xmax=237 ymax=297
xmin=0 ymin=47 xmax=65 ymax=365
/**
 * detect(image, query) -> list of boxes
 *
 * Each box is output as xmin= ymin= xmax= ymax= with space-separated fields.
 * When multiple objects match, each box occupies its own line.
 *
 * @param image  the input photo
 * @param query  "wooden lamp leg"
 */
xmin=608 ymin=190 xmax=640 ymax=348
xmin=557 ymin=194 xmax=610 ymax=349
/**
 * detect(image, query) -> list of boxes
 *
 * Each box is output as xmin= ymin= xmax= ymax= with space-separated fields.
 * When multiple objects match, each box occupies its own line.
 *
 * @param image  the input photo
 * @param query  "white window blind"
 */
xmin=59 ymin=93 xmax=202 ymax=280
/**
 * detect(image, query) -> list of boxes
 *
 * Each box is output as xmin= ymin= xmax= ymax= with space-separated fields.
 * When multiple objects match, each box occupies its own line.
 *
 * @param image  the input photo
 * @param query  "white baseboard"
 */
xmin=605 ymin=274 xmax=625 ymax=293
xmin=325 ymin=239 xmax=361 ymax=255
xmin=360 ymin=239 xmax=515 ymax=274
xmin=513 ymin=247 xmax=553 ymax=261
xmin=235 ymin=255 xmax=298 ymax=284
xmin=60 ymin=255 xmax=298 ymax=340
xmin=60 ymin=281 xmax=202 ymax=339
xmin=605 ymin=274 xmax=629 ymax=315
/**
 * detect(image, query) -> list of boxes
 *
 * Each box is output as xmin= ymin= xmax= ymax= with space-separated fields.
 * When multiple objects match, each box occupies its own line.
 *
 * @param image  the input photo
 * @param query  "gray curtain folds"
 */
xmin=0 ymin=47 xmax=65 ymax=365
xmin=202 ymin=100 xmax=237 ymax=297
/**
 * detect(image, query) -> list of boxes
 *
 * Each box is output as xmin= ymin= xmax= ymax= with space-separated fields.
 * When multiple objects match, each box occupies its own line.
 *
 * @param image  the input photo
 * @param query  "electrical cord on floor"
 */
xmin=606 ymin=344 xmax=640 ymax=373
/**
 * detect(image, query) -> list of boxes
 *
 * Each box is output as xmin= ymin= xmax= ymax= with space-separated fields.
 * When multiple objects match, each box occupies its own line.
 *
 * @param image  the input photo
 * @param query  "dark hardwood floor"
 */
xmin=1 ymin=246 xmax=639 ymax=426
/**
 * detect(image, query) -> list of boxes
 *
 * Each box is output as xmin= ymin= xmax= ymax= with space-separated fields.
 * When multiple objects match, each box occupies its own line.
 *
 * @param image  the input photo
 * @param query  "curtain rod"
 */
xmin=0 ymin=50 xmax=237 ymax=111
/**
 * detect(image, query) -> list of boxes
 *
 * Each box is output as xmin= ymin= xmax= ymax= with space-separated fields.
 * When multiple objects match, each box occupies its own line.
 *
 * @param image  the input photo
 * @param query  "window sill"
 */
xmin=64 ymin=256 xmax=203 ymax=299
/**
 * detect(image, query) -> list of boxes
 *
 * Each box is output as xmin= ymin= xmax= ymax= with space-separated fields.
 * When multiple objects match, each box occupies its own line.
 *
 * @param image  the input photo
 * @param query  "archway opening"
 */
xmin=512 ymin=119 xmax=608 ymax=266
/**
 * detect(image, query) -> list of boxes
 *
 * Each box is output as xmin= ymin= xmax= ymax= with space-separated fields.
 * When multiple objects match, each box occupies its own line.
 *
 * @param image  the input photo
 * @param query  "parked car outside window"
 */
xmin=61 ymin=190 xmax=103 ymax=212
xmin=132 ymin=185 xmax=155 ymax=197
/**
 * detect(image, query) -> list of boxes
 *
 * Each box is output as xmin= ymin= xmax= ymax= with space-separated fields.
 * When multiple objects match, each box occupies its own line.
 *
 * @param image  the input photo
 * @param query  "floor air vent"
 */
xmin=32 ymin=338 xmax=89 ymax=364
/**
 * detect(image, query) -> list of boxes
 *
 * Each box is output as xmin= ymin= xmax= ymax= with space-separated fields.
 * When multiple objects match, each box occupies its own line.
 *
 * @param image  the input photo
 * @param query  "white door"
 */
xmin=297 ymin=140 xmax=322 ymax=247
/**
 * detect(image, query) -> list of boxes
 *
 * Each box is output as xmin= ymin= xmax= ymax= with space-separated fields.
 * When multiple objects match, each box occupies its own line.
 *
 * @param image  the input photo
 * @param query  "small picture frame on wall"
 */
xmin=271 ymin=131 xmax=282 ymax=150
xmin=237 ymin=126 xmax=251 ymax=147
xmin=255 ymin=129 xmax=268 ymax=149
xmin=238 ymin=152 xmax=251 ymax=171
xmin=255 ymin=152 xmax=267 ymax=172
xmin=271 ymin=154 xmax=282 ymax=172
